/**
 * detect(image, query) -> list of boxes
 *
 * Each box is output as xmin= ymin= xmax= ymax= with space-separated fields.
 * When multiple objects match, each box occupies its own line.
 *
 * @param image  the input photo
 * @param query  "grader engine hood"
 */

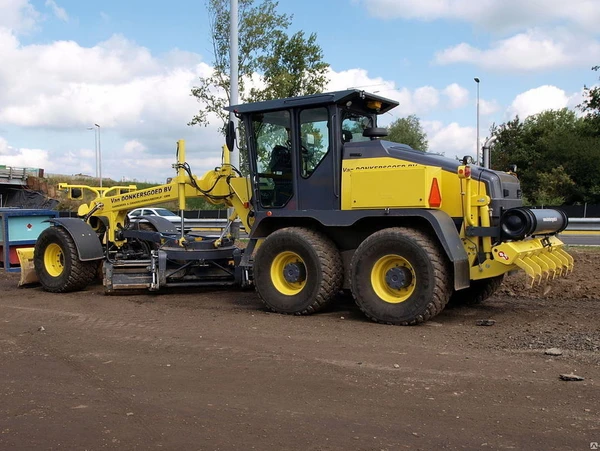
xmin=341 ymin=139 xmax=573 ymax=286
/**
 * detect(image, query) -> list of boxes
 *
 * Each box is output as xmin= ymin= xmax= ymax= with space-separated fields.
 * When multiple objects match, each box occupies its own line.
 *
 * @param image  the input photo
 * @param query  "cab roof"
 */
xmin=224 ymin=90 xmax=399 ymax=115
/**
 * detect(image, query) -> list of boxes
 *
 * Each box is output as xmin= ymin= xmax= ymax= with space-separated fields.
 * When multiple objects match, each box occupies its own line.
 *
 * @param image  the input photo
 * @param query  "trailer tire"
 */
xmin=350 ymin=227 xmax=452 ymax=325
xmin=34 ymin=226 xmax=98 ymax=293
xmin=449 ymin=274 xmax=504 ymax=306
xmin=254 ymin=227 xmax=342 ymax=315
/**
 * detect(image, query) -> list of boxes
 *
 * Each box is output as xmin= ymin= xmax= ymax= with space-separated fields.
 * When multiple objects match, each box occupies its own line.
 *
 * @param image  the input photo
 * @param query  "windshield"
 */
xmin=155 ymin=208 xmax=177 ymax=217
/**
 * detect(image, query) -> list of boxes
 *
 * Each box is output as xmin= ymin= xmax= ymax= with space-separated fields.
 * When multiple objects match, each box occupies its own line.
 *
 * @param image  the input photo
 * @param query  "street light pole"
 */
xmin=229 ymin=0 xmax=239 ymax=168
xmin=474 ymin=77 xmax=480 ymax=165
xmin=94 ymin=123 xmax=102 ymax=187
xmin=87 ymin=126 xmax=98 ymax=179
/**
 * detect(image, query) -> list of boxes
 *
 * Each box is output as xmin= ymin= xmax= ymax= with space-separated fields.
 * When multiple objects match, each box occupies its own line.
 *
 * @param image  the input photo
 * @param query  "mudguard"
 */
xmin=47 ymin=218 xmax=104 ymax=261
xmin=133 ymin=215 xmax=179 ymax=234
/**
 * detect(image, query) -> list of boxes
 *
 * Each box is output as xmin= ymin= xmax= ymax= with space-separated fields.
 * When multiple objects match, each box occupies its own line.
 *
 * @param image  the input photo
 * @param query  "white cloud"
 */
xmin=507 ymin=85 xmax=572 ymax=118
xmin=434 ymin=29 xmax=600 ymax=71
xmin=0 ymin=0 xmax=39 ymax=32
xmin=480 ymin=98 xmax=500 ymax=116
xmin=123 ymin=140 xmax=147 ymax=155
xmin=45 ymin=0 xmax=68 ymax=22
xmin=326 ymin=69 xmax=469 ymax=119
xmin=424 ymin=121 xmax=476 ymax=158
xmin=0 ymin=30 xmax=213 ymax=131
xmin=443 ymin=83 xmax=469 ymax=109
xmin=413 ymin=86 xmax=439 ymax=110
xmin=358 ymin=0 xmax=600 ymax=31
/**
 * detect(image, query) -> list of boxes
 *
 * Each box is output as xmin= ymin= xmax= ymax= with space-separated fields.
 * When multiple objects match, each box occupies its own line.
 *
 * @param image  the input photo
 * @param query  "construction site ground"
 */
xmin=0 ymin=248 xmax=599 ymax=450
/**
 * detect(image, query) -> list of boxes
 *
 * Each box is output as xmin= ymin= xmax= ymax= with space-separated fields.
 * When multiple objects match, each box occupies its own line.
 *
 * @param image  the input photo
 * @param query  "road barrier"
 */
xmin=183 ymin=217 xmax=599 ymax=235
xmin=566 ymin=218 xmax=600 ymax=232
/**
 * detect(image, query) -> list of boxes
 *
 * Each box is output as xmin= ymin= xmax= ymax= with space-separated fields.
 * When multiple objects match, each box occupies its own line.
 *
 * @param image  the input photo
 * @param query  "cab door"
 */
xmin=295 ymin=106 xmax=337 ymax=211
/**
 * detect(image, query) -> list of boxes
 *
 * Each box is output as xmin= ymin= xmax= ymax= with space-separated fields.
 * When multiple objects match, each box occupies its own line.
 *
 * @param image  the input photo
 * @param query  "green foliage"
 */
xmin=579 ymin=65 xmax=600 ymax=134
xmin=386 ymin=115 xmax=428 ymax=151
xmin=532 ymin=166 xmax=575 ymax=206
xmin=189 ymin=0 xmax=329 ymax=131
xmin=490 ymin=108 xmax=600 ymax=204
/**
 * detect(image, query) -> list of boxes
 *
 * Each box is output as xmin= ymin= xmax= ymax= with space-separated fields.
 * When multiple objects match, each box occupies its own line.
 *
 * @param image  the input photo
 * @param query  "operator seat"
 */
xmin=267 ymin=144 xmax=293 ymax=207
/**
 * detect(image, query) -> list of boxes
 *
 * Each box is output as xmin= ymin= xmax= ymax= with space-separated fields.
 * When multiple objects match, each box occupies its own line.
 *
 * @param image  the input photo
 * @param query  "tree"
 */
xmin=189 ymin=0 xmax=329 ymax=131
xmin=579 ymin=66 xmax=600 ymax=119
xmin=490 ymin=109 xmax=600 ymax=204
xmin=532 ymin=166 xmax=575 ymax=206
xmin=385 ymin=115 xmax=428 ymax=151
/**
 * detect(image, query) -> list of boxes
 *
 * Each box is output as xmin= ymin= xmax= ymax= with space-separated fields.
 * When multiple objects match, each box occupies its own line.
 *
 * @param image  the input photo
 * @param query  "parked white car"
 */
xmin=127 ymin=207 xmax=184 ymax=225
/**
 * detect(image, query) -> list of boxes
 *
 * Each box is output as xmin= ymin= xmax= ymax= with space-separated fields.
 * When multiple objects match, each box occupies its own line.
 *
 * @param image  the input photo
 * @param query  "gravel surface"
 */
xmin=0 ymin=247 xmax=598 ymax=450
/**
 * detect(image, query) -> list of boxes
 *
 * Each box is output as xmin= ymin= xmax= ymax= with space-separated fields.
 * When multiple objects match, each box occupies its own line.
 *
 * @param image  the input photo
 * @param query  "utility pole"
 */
xmin=229 ymin=0 xmax=239 ymax=168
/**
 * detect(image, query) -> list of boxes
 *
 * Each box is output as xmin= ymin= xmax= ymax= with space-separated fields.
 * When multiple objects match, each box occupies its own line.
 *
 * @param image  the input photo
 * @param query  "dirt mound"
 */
xmin=500 ymin=247 xmax=600 ymax=300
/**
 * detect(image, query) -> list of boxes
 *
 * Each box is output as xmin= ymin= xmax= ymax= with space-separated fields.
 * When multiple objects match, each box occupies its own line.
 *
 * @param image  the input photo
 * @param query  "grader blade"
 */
xmin=16 ymin=247 xmax=39 ymax=286
xmin=492 ymin=235 xmax=573 ymax=287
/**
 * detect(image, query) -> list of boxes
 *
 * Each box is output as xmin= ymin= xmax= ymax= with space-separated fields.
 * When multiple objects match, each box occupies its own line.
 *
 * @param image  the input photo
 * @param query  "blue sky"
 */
xmin=0 ymin=0 xmax=598 ymax=182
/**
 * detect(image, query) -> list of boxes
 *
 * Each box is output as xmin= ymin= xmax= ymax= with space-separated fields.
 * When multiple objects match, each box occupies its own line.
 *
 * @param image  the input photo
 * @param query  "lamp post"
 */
xmin=474 ymin=77 xmax=480 ymax=165
xmin=229 ymin=0 xmax=239 ymax=169
xmin=94 ymin=123 xmax=102 ymax=187
xmin=87 ymin=124 xmax=102 ymax=187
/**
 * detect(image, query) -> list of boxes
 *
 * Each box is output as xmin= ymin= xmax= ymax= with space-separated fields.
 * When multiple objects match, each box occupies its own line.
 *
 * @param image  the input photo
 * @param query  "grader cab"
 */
xmin=25 ymin=89 xmax=573 ymax=325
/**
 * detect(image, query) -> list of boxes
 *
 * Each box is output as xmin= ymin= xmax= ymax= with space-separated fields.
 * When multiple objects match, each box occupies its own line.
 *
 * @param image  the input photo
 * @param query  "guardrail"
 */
xmin=566 ymin=218 xmax=600 ymax=232
xmin=181 ymin=217 xmax=600 ymax=234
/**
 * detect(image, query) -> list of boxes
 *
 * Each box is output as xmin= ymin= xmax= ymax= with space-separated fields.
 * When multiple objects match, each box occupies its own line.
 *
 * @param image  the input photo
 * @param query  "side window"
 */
xmin=299 ymin=108 xmax=329 ymax=178
xmin=129 ymin=209 xmax=140 ymax=217
xmin=251 ymin=110 xmax=292 ymax=208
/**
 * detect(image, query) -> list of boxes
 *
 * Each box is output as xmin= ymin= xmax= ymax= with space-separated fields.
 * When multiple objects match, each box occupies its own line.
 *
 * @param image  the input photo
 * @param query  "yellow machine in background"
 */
xmin=24 ymin=90 xmax=573 ymax=325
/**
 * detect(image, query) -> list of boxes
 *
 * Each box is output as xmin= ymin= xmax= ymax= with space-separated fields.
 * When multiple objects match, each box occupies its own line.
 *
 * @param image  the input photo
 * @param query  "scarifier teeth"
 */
xmin=492 ymin=237 xmax=573 ymax=288
xmin=513 ymin=249 xmax=572 ymax=287
xmin=555 ymin=248 xmax=574 ymax=274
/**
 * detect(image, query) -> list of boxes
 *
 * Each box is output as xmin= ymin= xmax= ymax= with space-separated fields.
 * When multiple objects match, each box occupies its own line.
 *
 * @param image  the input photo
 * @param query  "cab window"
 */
xmin=299 ymin=107 xmax=329 ymax=178
xmin=250 ymin=110 xmax=292 ymax=208
xmin=341 ymin=112 xmax=374 ymax=143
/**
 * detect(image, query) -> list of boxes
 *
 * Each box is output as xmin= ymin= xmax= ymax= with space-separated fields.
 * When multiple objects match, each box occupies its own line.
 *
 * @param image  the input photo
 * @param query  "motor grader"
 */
xmin=24 ymin=89 xmax=573 ymax=325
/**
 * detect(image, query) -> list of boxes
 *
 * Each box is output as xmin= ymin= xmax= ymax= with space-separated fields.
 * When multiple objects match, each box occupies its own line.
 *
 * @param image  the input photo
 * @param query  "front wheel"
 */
xmin=34 ymin=226 xmax=98 ymax=293
xmin=350 ymin=227 xmax=452 ymax=325
xmin=253 ymin=227 xmax=343 ymax=315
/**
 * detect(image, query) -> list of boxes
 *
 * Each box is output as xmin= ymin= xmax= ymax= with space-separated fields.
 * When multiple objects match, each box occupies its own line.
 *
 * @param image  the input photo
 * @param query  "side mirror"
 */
xmin=225 ymin=120 xmax=236 ymax=152
xmin=362 ymin=127 xmax=388 ymax=139
xmin=70 ymin=188 xmax=82 ymax=199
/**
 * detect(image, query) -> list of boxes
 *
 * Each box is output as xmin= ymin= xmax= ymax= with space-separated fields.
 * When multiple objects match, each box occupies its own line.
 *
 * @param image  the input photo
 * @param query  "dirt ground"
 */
xmin=0 ymin=248 xmax=599 ymax=450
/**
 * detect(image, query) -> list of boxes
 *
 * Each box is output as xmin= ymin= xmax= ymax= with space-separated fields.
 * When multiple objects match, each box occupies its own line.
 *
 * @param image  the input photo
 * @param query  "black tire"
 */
xmin=254 ymin=227 xmax=343 ymax=315
xmin=350 ymin=227 xmax=452 ymax=325
xmin=34 ymin=226 xmax=98 ymax=293
xmin=449 ymin=274 xmax=504 ymax=306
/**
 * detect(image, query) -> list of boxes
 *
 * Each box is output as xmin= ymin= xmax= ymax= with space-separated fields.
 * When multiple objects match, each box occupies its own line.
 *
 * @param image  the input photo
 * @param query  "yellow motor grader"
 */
xmin=23 ymin=90 xmax=573 ymax=325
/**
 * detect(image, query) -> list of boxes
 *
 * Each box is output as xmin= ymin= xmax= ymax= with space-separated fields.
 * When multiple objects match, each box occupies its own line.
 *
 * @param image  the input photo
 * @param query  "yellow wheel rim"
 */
xmin=371 ymin=254 xmax=416 ymax=304
xmin=270 ymin=251 xmax=307 ymax=296
xmin=44 ymin=243 xmax=65 ymax=278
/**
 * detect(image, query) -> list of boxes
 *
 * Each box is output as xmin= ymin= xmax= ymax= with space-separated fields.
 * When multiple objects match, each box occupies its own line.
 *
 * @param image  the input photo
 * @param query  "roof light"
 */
xmin=367 ymin=100 xmax=382 ymax=111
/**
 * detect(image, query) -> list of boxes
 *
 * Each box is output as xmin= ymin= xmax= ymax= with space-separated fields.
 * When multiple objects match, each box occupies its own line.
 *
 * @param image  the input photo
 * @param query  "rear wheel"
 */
xmin=34 ymin=226 xmax=98 ymax=292
xmin=350 ymin=227 xmax=452 ymax=325
xmin=449 ymin=274 xmax=504 ymax=306
xmin=254 ymin=227 xmax=342 ymax=315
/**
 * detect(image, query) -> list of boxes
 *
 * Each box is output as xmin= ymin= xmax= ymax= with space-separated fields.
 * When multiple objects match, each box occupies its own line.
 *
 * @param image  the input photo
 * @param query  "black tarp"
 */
xmin=2 ymin=188 xmax=59 ymax=210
